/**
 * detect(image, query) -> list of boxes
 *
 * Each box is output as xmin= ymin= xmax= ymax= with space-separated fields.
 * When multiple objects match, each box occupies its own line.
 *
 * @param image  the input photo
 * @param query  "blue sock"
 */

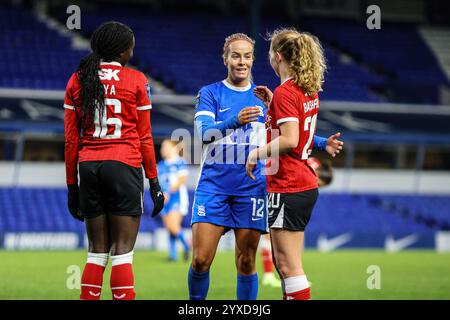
xmin=177 ymin=231 xmax=190 ymax=251
xmin=237 ymin=273 xmax=258 ymax=300
xmin=169 ymin=233 xmax=177 ymax=260
xmin=188 ymin=266 xmax=210 ymax=300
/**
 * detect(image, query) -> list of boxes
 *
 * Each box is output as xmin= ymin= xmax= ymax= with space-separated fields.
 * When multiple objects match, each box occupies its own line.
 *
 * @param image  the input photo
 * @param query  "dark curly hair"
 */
xmin=76 ymin=21 xmax=134 ymax=125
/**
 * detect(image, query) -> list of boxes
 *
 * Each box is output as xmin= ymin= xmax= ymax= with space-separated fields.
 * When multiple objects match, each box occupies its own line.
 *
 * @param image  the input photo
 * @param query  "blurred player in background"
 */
xmin=64 ymin=21 xmax=164 ymax=300
xmin=307 ymin=157 xmax=333 ymax=187
xmin=247 ymin=28 xmax=333 ymax=300
xmin=260 ymin=157 xmax=334 ymax=287
xmin=189 ymin=33 xmax=341 ymax=300
xmin=158 ymin=139 xmax=190 ymax=262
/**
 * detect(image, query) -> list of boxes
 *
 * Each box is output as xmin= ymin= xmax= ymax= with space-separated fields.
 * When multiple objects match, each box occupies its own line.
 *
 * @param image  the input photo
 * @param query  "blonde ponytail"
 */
xmin=270 ymin=28 xmax=326 ymax=96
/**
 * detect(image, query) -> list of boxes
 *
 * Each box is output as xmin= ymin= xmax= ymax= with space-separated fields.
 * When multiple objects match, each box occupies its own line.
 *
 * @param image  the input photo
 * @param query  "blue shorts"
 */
xmin=161 ymin=191 xmax=189 ymax=216
xmin=191 ymin=192 xmax=268 ymax=233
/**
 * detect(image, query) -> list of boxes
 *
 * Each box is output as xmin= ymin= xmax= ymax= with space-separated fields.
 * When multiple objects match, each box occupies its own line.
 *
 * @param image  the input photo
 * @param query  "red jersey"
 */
xmin=266 ymin=79 xmax=319 ymax=193
xmin=64 ymin=61 xmax=157 ymax=185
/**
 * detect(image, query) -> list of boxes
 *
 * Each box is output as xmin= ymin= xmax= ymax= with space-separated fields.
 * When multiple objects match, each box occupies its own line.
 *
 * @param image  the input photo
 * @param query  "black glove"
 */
xmin=67 ymin=184 xmax=84 ymax=222
xmin=149 ymin=178 xmax=164 ymax=217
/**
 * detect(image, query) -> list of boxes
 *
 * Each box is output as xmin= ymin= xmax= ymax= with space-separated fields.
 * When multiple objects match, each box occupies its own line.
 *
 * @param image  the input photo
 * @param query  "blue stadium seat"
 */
xmin=3 ymin=188 xmax=447 ymax=237
xmin=0 ymin=4 xmax=447 ymax=104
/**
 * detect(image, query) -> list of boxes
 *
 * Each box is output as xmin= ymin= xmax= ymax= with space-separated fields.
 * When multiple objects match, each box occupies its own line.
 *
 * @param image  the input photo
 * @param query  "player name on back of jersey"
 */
xmin=303 ymin=98 xmax=319 ymax=113
xmin=100 ymin=67 xmax=119 ymax=95
xmin=102 ymin=84 xmax=116 ymax=95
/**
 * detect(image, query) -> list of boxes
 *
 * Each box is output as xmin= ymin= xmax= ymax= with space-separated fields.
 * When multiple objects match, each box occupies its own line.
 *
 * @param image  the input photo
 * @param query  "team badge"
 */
xmin=197 ymin=205 xmax=206 ymax=216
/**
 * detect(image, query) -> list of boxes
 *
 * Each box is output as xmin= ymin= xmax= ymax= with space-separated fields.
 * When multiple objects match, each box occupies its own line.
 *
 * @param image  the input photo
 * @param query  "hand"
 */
xmin=150 ymin=178 xmax=165 ymax=217
xmin=254 ymin=86 xmax=273 ymax=108
xmin=67 ymin=184 xmax=84 ymax=222
xmin=245 ymin=149 xmax=258 ymax=180
xmin=238 ymin=107 xmax=262 ymax=125
xmin=164 ymin=192 xmax=170 ymax=204
xmin=326 ymin=132 xmax=344 ymax=158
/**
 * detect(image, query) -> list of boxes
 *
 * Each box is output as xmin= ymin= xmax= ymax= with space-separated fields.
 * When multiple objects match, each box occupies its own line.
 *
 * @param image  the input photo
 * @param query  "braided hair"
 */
xmin=76 ymin=21 xmax=134 ymax=125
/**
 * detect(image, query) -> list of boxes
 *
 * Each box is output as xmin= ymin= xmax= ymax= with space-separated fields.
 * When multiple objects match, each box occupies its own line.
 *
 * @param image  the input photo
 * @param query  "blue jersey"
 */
xmin=158 ymin=157 xmax=189 ymax=204
xmin=194 ymin=80 xmax=266 ymax=196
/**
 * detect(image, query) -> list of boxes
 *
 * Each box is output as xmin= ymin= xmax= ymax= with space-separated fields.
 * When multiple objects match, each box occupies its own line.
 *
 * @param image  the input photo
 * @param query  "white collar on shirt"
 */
xmin=100 ymin=60 xmax=122 ymax=67
xmin=222 ymin=79 xmax=252 ymax=92
xmin=281 ymin=77 xmax=293 ymax=85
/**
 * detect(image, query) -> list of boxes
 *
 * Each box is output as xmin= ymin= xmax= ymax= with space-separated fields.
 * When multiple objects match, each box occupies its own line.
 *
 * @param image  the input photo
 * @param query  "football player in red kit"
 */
xmin=260 ymin=157 xmax=334 ymax=287
xmin=247 ymin=28 xmax=330 ymax=300
xmin=64 ymin=21 xmax=164 ymax=300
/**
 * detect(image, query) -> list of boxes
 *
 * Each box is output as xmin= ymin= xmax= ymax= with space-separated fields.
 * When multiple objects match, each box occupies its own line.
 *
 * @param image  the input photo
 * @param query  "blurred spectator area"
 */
xmin=0 ymin=1 xmax=448 ymax=104
xmin=0 ymin=0 xmax=450 ymax=169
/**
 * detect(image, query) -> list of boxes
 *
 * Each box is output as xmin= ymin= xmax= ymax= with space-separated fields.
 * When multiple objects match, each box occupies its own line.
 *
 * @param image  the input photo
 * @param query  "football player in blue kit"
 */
xmin=188 ymin=33 xmax=342 ymax=300
xmin=158 ymin=139 xmax=190 ymax=262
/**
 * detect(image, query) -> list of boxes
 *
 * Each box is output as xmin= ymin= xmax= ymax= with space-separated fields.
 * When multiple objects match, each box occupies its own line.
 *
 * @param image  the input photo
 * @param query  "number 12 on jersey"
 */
xmin=251 ymin=197 xmax=265 ymax=220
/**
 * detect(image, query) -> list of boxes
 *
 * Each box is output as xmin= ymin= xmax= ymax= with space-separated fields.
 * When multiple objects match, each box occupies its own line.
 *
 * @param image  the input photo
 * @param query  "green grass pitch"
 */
xmin=1 ymin=250 xmax=449 ymax=300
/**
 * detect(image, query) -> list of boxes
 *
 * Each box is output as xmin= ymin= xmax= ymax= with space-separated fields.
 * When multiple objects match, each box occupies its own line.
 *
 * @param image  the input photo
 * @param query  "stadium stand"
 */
xmin=0 ymin=187 xmax=156 ymax=235
xmin=370 ymin=194 xmax=450 ymax=230
xmin=308 ymin=193 xmax=446 ymax=235
xmin=0 ymin=3 xmax=449 ymax=251
xmin=302 ymin=18 xmax=449 ymax=104
xmin=0 ymin=187 xmax=446 ymax=240
xmin=0 ymin=4 xmax=89 ymax=89
xmin=70 ymin=8 xmax=387 ymax=101
xmin=2 ymin=3 xmax=447 ymax=104
xmin=419 ymin=26 xmax=450 ymax=82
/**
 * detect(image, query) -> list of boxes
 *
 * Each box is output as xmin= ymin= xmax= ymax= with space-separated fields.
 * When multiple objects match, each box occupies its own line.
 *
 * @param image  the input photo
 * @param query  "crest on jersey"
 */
xmin=194 ymin=92 xmax=200 ymax=109
xmin=145 ymin=83 xmax=152 ymax=100
xmin=197 ymin=205 xmax=205 ymax=216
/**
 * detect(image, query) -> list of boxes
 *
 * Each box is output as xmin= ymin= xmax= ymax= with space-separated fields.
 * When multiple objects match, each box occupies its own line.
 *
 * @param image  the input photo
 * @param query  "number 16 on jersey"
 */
xmin=93 ymin=98 xmax=122 ymax=139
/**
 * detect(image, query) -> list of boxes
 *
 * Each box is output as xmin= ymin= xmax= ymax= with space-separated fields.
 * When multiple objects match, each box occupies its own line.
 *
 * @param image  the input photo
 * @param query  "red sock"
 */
xmin=110 ymin=251 xmax=135 ymax=300
xmin=80 ymin=253 xmax=108 ymax=300
xmin=285 ymin=287 xmax=311 ymax=300
xmin=261 ymin=248 xmax=274 ymax=273
xmin=283 ymin=275 xmax=311 ymax=300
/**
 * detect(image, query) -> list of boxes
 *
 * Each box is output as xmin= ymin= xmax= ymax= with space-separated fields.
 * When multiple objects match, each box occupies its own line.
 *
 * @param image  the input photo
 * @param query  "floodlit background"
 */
xmin=0 ymin=0 xmax=449 ymax=299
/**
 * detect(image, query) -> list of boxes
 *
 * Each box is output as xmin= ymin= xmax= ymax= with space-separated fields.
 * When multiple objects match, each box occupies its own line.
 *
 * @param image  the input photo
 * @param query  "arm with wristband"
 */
xmin=313 ymin=135 xmax=328 ymax=151
xmin=195 ymin=114 xmax=240 ymax=144
xmin=194 ymin=86 xmax=260 ymax=144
